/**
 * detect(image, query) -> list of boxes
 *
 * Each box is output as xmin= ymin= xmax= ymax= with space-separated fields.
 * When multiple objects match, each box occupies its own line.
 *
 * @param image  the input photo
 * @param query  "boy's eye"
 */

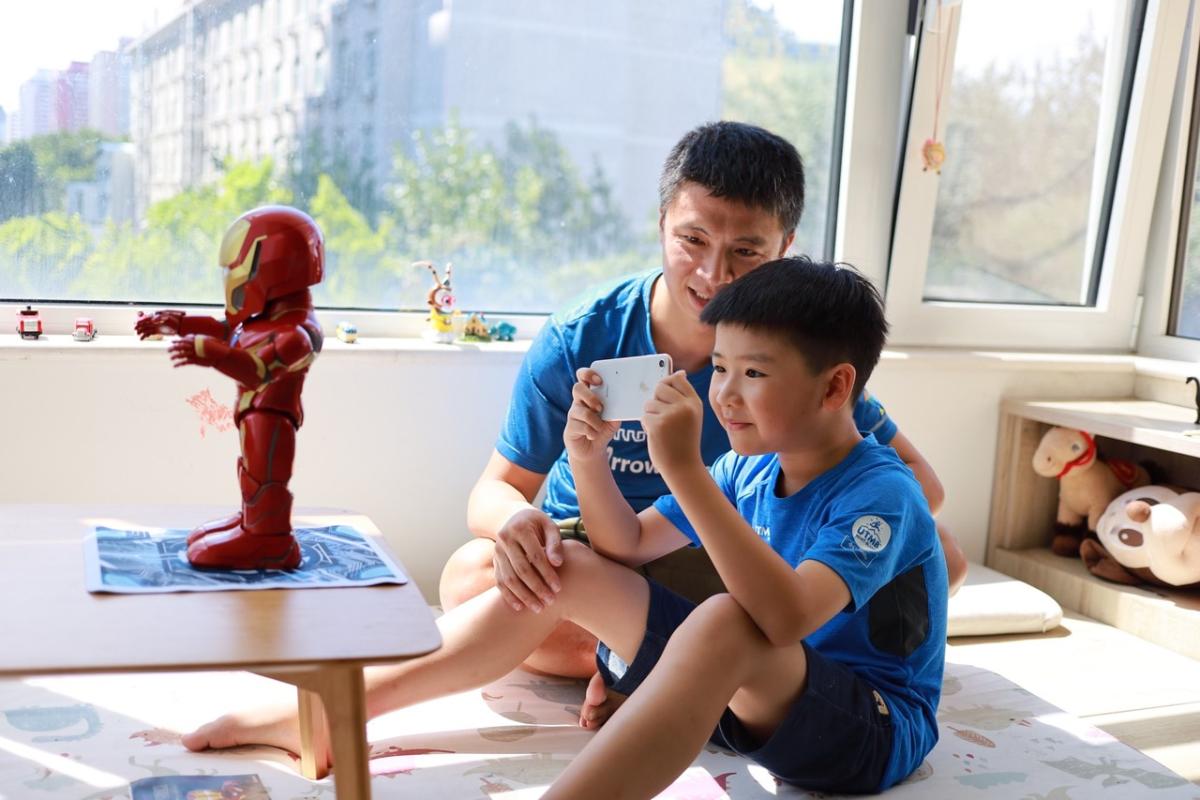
xmin=712 ymin=364 xmax=726 ymax=373
xmin=745 ymin=368 xmax=765 ymax=378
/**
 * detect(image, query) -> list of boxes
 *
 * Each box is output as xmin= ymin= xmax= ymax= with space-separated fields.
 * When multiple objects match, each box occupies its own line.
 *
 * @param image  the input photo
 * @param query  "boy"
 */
xmin=441 ymin=121 xmax=964 ymax=702
xmin=184 ymin=257 xmax=945 ymax=796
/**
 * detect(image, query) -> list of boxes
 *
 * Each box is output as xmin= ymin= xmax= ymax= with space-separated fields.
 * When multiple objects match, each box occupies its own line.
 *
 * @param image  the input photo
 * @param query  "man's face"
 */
xmin=659 ymin=182 xmax=794 ymax=322
xmin=709 ymin=324 xmax=835 ymax=456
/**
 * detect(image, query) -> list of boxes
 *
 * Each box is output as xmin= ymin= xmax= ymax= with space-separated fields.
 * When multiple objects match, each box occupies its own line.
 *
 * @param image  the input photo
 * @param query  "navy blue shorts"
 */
xmin=596 ymin=580 xmax=894 ymax=794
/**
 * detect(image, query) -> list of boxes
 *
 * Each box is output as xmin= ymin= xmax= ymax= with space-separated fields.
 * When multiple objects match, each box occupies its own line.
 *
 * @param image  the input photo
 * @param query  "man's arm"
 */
xmin=466 ymin=450 xmax=565 ymax=611
xmin=887 ymin=430 xmax=945 ymax=515
xmin=888 ymin=430 xmax=967 ymax=593
xmin=466 ymin=450 xmax=550 ymax=539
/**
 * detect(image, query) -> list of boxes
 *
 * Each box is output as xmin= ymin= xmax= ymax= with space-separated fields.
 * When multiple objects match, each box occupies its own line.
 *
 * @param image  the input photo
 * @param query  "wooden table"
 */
xmin=0 ymin=504 xmax=442 ymax=800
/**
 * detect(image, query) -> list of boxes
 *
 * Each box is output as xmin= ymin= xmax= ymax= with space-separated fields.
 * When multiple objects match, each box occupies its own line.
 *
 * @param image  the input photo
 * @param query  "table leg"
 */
xmin=260 ymin=664 xmax=372 ymax=800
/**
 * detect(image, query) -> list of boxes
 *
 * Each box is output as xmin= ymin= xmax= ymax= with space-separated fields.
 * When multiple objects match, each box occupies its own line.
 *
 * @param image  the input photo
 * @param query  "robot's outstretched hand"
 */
xmin=136 ymin=310 xmax=186 ymax=339
xmin=169 ymin=334 xmax=228 ymax=369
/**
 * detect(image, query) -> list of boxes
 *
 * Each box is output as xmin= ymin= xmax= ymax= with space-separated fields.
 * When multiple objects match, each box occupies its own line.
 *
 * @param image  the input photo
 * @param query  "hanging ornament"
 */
xmin=923 ymin=0 xmax=950 ymax=173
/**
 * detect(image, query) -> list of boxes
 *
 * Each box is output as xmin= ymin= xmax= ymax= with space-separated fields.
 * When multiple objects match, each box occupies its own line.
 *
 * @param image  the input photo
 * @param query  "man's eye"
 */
xmin=736 ymin=249 xmax=760 ymax=258
xmin=680 ymin=235 xmax=703 ymax=245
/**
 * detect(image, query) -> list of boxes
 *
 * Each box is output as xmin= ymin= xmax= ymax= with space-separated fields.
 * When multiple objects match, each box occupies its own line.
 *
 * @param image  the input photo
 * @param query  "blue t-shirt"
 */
xmin=654 ymin=438 xmax=947 ymax=790
xmin=497 ymin=270 xmax=899 ymax=518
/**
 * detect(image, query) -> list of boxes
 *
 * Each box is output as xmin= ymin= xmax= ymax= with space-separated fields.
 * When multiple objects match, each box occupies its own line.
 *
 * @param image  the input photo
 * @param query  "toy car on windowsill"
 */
xmin=72 ymin=317 xmax=97 ymax=341
xmin=16 ymin=305 xmax=42 ymax=340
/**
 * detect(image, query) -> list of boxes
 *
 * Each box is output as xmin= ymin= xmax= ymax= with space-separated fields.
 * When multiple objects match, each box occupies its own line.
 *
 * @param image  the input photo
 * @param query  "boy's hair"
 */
xmin=699 ymin=257 xmax=888 ymax=401
xmin=658 ymin=122 xmax=806 ymax=235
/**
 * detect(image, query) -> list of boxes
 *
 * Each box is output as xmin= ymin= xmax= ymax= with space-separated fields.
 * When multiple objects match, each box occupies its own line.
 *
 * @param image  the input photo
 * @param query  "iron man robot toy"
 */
xmin=136 ymin=206 xmax=325 ymax=570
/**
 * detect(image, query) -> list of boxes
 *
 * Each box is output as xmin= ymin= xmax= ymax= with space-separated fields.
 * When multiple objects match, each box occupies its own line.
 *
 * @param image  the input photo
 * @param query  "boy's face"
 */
xmin=709 ymin=324 xmax=847 ymax=455
xmin=659 ymin=182 xmax=793 ymax=324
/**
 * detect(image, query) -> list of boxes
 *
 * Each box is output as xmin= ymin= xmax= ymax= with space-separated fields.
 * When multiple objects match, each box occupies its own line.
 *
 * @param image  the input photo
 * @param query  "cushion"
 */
xmin=947 ymin=562 xmax=1063 ymax=637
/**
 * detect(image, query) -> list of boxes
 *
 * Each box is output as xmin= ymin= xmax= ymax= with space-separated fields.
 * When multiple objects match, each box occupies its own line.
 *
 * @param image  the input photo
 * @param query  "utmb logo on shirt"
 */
xmin=844 ymin=515 xmax=892 ymax=566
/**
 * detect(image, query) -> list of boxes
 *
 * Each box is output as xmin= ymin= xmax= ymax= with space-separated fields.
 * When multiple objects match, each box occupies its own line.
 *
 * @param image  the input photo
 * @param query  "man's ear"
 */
xmin=779 ymin=230 xmax=796 ymax=257
xmin=822 ymin=363 xmax=857 ymax=411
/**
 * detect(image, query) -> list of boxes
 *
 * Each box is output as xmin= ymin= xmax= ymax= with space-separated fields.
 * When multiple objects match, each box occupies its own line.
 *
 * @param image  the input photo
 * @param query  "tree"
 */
xmin=0 ymin=143 xmax=41 ymax=222
xmin=721 ymin=1 xmax=840 ymax=256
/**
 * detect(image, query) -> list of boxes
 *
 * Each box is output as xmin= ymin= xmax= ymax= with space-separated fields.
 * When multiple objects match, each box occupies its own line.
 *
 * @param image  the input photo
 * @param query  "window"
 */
xmin=1137 ymin=3 xmax=1200 ymax=359
xmin=1 ymin=0 xmax=849 ymax=314
xmin=887 ymin=0 xmax=1187 ymax=349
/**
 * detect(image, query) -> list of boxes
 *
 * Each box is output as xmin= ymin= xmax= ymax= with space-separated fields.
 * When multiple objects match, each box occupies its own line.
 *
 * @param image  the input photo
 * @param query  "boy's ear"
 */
xmin=821 ymin=363 xmax=857 ymax=411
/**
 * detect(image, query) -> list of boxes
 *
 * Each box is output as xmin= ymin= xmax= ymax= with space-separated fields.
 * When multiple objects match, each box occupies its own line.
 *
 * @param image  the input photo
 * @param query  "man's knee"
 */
xmin=439 ymin=538 xmax=498 ymax=609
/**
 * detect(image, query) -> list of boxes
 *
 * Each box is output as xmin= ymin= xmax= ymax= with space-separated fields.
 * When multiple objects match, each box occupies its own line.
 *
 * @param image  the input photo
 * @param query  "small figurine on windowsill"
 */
xmin=134 ymin=205 xmax=325 ymax=571
xmin=16 ymin=305 xmax=42 ymax=339
xmin=489 ymin=320 xmax=517 ymax=342
xmin=460 ymin=312 xmax=491 ymax=342
xmin=72 ymin=317 xmax=97 ymax=341
xmin=414 ymin=260 xmax=458 ymax=343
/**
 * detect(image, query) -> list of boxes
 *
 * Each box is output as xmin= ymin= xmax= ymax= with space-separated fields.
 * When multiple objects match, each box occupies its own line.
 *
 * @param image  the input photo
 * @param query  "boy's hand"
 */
xmin=494 ymin=508 xmax=564 ymax=613
xmin=643 ymin=371 xmax=704 ymax=475
xmin=565 ymin=368 xmax=621 ymax=462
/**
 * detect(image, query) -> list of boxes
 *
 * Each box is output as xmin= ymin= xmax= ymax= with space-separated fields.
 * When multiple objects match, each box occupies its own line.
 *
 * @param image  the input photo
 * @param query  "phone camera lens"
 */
xmin=659 ymin=359 xmax=664 ymax=367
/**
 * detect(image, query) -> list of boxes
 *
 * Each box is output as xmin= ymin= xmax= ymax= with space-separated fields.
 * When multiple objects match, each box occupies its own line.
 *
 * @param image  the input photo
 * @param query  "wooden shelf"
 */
xmin=987 ymin=397 xmax=1200 ymax=660
xmin=989 ymin=547 xmax=1200 ymax=661
xmin=1001 ymin=398 xmax=1200 ymax=458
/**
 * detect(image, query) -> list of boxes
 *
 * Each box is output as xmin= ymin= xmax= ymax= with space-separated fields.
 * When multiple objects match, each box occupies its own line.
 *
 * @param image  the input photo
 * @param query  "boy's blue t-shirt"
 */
xmin=496 ymin=270 xmax=899 ymax=518
xmin=654 ymin=438 xmax=948 ymax=790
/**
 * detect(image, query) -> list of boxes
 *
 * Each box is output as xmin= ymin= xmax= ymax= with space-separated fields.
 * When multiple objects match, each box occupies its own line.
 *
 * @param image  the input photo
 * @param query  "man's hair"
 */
xmin=699 ymin=257 xmax=888 ymax=400
xmin=658 ymin=121 xmax=806 ymax=235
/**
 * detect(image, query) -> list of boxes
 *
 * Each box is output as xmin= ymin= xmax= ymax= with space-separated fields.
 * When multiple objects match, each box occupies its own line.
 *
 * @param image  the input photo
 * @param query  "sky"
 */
xmin=0 ymin=0 xmax=176 ymax=112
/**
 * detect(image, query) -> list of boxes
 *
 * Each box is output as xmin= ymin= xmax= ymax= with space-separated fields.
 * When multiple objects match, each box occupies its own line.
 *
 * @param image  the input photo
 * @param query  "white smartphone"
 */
xmin=589 ymin=354 xmax=674 ymax=421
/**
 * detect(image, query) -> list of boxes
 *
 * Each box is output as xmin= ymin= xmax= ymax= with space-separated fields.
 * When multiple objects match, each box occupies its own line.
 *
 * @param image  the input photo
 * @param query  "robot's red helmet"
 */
xmin=219 ymin=206 xmax=324 ymax=327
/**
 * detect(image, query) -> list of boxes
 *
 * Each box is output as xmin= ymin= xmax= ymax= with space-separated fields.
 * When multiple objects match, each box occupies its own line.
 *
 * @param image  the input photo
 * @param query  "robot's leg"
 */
xmin=186 ymin=458 xmax=246 ymax=545
xmin=187 ymin=412 xmax=301 ymax=570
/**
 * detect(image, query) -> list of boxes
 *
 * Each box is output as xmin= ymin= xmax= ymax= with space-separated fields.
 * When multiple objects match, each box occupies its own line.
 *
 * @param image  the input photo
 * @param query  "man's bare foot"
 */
xmin=181 ymin=703 xmax=332 ymax=776
xmin=578 ymin=670 xmax=626 ymax=730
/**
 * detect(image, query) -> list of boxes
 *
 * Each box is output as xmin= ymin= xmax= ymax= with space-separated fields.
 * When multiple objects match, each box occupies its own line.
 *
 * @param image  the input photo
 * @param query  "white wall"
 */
xmin=0 ymin=339 xmax=1150 ymax=600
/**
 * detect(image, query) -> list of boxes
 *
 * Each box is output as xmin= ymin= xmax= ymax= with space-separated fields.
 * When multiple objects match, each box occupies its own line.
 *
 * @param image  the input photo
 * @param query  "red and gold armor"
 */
xmin=136 ymin=206 xmax=324 ymax=570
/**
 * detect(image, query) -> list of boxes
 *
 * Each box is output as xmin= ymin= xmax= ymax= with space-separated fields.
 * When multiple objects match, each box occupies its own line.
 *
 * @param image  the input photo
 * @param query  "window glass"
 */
xmin=1174 ymin=138 xmax=1200 ymax=339
xmin=0 ymin=0 xmax=845 ymax=312
xmin=924 ymin=0 xmax=1124 ymax=304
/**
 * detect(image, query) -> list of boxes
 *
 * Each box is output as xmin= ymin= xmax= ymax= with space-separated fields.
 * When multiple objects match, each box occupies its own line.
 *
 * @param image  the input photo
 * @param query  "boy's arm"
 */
xmin=645 ymin=374 xmax=850 ymax=646
xmin=658 ymin=459 xmax=850 ymax=645
xmin=566 ymin=369 xmax=689 ymax=564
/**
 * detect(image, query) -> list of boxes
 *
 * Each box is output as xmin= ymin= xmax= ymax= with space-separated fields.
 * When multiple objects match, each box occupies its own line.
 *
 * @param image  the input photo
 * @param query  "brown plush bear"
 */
xmin=1031 ymin=426 xmax=1150 ymax=556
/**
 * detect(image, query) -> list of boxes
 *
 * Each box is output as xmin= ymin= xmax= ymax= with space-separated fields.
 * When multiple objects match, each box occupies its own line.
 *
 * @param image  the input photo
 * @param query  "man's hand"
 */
xmin=564 ymin=368 xmax=621 ymax=462
xmin=135 ymin=309 xmax=186 ymax=339
xmin=643 ymin=371 xmax=704 ymax=476
xmin=494 ymin=508 xmax=564 ymax=613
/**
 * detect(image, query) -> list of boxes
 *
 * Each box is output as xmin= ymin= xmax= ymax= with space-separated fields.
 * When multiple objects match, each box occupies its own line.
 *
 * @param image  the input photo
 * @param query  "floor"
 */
xmin=946 ymin=610 xmax=1200 ymax=783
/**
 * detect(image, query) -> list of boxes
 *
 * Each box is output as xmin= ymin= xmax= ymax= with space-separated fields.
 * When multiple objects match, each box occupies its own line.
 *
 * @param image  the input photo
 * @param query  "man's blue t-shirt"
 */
xmin=654 ymin=438 xmax=947 ymax=790
xmin=496 ymin=271 xmax=899 ymax=518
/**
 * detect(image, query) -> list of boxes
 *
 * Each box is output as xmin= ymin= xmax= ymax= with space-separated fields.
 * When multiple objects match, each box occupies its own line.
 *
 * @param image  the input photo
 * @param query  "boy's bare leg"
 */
xmin=544 ymin=594 xmax=809 ymax=800
xmin=440 ymin=537 xmax=599 ymax=678
xmin=184 ymin=541 xmax=649 ymax=770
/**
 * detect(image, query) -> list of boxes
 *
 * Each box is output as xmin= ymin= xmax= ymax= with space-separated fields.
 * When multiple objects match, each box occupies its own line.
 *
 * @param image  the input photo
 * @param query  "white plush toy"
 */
xmin=1090 ymin=486 xmax=1200 ymax=587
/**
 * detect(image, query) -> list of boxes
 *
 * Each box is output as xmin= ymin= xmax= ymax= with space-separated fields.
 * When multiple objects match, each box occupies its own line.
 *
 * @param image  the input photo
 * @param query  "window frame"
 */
xmin=884 ymin=0 xmax=1187 ymax=350
xmin=1138 ymin=0 xmax=1200 ymax=360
